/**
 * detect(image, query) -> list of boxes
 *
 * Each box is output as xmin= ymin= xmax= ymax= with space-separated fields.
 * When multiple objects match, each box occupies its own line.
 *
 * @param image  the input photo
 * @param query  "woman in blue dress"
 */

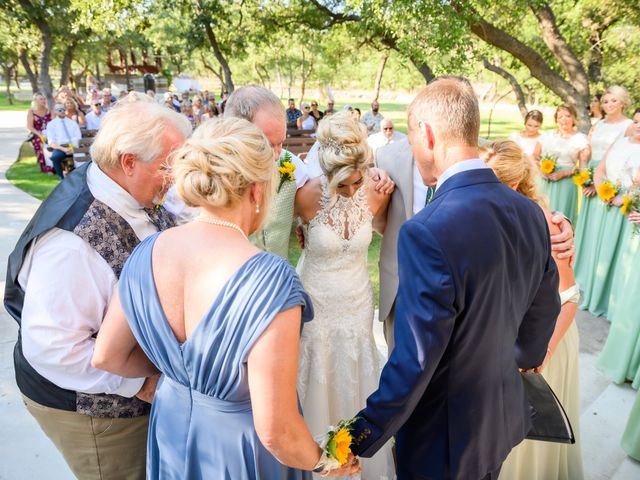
xmin=93 ymin=117 xmax=360 ymax=479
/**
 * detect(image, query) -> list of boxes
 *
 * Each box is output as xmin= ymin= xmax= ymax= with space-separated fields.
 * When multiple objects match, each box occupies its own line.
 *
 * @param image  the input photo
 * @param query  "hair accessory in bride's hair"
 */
xmin=319 ymin=137 xmax=343 ymax=152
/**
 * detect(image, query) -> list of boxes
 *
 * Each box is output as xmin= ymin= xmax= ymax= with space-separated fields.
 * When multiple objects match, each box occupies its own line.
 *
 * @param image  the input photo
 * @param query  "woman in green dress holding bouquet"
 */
xmin=596 ymin=111 xmax=640 ymax=384
xmin=580 ymin=108 xmax=640 ymax=318
xmin=534 ymin=105 xmax=590 ymax=224
xmin=574 ymin=87 xmax=632 ymax=306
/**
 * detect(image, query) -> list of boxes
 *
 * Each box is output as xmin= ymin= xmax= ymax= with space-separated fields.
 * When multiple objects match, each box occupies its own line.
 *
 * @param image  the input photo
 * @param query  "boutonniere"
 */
xmin=277 ymin=151 xmax=296 ymax=193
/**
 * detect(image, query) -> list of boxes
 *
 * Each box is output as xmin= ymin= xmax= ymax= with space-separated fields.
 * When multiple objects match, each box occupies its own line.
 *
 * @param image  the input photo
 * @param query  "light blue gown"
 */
xmin=119 ymin=233 xmax=313 ymax=480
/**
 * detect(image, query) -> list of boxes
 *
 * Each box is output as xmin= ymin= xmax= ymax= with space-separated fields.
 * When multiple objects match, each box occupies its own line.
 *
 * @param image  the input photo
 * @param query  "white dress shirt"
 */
xmin=45 ymin=117 xmax=81 ymax=149
xmin=368 ymin=131 xmax=407 ymax=157
xmin=436 ymin=158 xmax=491 ymax=191
xmin=17 ymin=163 xmax=157 ymax=397
xmin=85 ymin=110 xmax=104 ymax=130
xmin=412 ymin=162 xmax=431 ymax=216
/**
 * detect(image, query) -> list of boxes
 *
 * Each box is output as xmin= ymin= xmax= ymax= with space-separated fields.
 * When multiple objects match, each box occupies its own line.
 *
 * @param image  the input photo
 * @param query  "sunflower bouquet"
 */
xmin=277 ymin=151 xmax=296 ymax=193
xmin=315 ymin=418 xmax=358 ymax=472
xmin=596 ymin=180 xmax=620 ymax=205
xmin=539 ymin=154 xmax=557 ymax=179
xmin=573 ymin=167 xmax=594 ymax=187
xmin=621 ymin=189 xmax=640 ymax=235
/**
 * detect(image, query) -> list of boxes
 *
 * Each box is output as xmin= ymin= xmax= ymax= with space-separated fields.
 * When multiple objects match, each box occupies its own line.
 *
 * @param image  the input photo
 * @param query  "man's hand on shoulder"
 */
xmin=550 ymin=213 xmax=575 ymax=266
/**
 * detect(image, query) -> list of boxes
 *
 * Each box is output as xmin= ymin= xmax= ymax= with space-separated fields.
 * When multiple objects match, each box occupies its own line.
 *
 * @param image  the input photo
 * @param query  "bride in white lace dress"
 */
xmin=295 ymin=112 xmax=395 ymax=479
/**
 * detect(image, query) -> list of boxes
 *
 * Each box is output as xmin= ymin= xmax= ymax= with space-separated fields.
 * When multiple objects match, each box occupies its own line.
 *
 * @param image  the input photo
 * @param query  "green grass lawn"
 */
xmin=0 ymin=91 xmax=32 ymax=112
xmin=5 ymin=142 xmax=60 ymax=200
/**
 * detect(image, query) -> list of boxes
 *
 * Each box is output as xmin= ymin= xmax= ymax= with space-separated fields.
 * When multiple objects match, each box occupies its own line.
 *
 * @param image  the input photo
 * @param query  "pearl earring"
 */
xmin=256 ymin=204 xmax=260 ymax=214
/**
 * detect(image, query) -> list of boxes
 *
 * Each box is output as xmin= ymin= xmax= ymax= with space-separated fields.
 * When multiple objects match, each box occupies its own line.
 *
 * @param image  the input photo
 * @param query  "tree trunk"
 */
xmin=95 ymin=62 xmax=101 ymax=85
xmin=373 ymin=54 xmax=388 ymax=102
xmin=200 ymin=52 xmax=226 ymax=92
xmin=4 ymin=65 xmax=13 ymax=105
xmin=13 ymin=66 xmax=20 ymax=89
xmin=19 ymin=49 xmax=39 ymax=93
xmin=203 ymin=21 xmax=235 ymax=92
xmin=38 ymin=23 xmax=55 ymax=108
xmin=410 ymin=57 xmax=435 ymax=84
xmin=59 ymin=41 xmax=77 ymax=87
xmin=124 ymin=52 xmax=131 ymax=91
xmin=482 ymin=59 xmax=528 ymax=118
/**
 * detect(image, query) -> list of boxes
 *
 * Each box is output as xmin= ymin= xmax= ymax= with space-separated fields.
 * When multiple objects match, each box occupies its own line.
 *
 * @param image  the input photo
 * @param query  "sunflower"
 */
xmin=597 ymin=182 xmax=618 ymax=203
xmin=621 ymin=195 xmax=633 ymax=215
xmin=573 ymin=170 xmax=591 ymax=187
xmin=333 ymin=428 xmax=353 ymax=465
xmin=540 ymin=158 xmax=556 ymax=175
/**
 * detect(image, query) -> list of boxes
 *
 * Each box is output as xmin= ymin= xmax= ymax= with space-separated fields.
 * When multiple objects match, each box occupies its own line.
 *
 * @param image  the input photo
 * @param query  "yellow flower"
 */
xmin=597 ymin=182 xmax=618 ymax=203
xmin=573 ymin=170 xmax=591 ymax=187
xmin=333 ymin=428 xmax=353 ymax=465
xmin=621 ymin=195 xmax=632 ymax=215
xmin=540 ymin=158 xmax=555 ymax=175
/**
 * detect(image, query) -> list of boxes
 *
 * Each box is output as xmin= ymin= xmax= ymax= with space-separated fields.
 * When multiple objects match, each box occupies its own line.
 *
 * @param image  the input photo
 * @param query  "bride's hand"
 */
xmin=370 ymin=167 xmax=395 ymax=195
xmin=323 ymin=454 xmax=361 ymax=477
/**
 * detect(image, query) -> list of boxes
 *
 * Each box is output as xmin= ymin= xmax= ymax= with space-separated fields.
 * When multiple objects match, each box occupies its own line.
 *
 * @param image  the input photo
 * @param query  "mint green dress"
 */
xmin=596 ymin=230 xmax=640 ymax=386
xmin=537 ymin=130 xmax=589 ymax=225
xmin=574 ymin=119 xmax=631 ymax=293
xmin=623 ymin=390 xmax=640 ymax=461
xmin=580 ymin=137 xmax=640 ymax=318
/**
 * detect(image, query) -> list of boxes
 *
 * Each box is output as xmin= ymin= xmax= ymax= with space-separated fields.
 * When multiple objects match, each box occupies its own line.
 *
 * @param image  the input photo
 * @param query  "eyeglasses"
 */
xmin=56 ymin=107 xmax=65 ymax=112
xmin=311 ymin=104 xmax=318 ymax=107
xmin=304 ymin=106 xmax=310 ymax=109
xmin=383 ymin=127 xmax=393 ymax=131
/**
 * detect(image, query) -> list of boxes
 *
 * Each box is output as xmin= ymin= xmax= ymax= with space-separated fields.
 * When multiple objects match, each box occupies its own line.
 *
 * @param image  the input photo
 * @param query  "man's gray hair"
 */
xmin=90 ymin=94 xmax=192 ymax=170
xmin=224 ymin=85 xmax=284 ymax=122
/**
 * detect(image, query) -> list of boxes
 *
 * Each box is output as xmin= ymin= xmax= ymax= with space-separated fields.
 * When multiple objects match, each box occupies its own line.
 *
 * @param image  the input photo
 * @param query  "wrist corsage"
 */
xmin=315 ymin=418 xmax=358 ymax=473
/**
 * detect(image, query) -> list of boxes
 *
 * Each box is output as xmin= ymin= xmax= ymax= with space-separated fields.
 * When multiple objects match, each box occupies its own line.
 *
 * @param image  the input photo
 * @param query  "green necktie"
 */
xmin=424 ymin=185 xmax=435 ymax=206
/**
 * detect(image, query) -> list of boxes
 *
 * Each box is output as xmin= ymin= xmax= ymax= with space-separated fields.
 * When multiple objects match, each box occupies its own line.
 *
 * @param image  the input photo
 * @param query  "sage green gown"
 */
xmin=574 ymin=119 xmax=631 ymax=295
xmin=580 ymin=137 xmax=640 ymax=318
xmin=623 ymin=390 xmax=640 ymax=461
xmin=537 ymin=130 xmax=588 ymax=225
xmin=499 ymin=286 xmax=583 ymax=480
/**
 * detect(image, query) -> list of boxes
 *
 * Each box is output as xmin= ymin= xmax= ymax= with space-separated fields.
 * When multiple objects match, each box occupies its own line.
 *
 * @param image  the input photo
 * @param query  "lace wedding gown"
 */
xmin=297 ymin=178 xmax=395 ymax=480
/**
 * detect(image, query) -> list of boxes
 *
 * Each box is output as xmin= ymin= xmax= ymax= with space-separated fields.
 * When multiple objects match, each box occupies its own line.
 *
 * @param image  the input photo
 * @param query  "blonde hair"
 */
xmin=481 ymin=140 xmax=545 ymax=206
xmin=316 ymin=112 xmax=370 ymax=195
xmin=173 ymin=117 xmax=276 ymax=212
xmin=31 ymin=93 xmax=45 ymax=110
xmin=90 ymin=99 xmax=192 ymax=170
xmin=64 ymin=97 xmax=78 ymax=112
xmin=408 ymin=77 xmax=479 ymax=146
xmin=604 ymin=85 xmax=631 ymax=112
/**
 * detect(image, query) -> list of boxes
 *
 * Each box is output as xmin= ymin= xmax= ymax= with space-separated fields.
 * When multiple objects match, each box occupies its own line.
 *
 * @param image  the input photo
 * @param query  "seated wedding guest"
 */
xmin=367 ymin=118 xmax=406 ymax=158
xmin=324 ymin=100 xmax=335 ymax=117
xmin=46 ymin=102 xmax=82 ymax=179
xmin=310 ymin=100 xmax=323 ymax=122
xmin=85 ymin=99 xmax=105 ymax=130
xmin=353 ymin=107 xmax=362 ymax=122
xmin=590 ymin=93 xmax=604 ymax=124
xmin=69 ymin=87 xmax=86 ymax=108
xmin=55 ymin=85 xmax=71 ymax=103
xmin=534 ymin=104 xmax=590 ymax=224
xmin=201 ymin=102 xmax=219 ymax=121
xmin=362 ymin=100 xmax=384 ymax=134
xmin=192 ymin=94 xmax=205 ymax=122
xmin=64 ymin=98 xmax=86 ymax=128
xmin=4 ymin=98 xmax=191 ymax=480
xmin=181 ymin=100 xmax=199 ymax=129
xmin=483 ymin=140 xmax=583 ymax=480
xmin=92 ymin=117 xmax=358 ymax=478
xmin=297 ymin=102 xmax=317 ymax=131
xmin=287 ymin=98 xmax=302 ymax=128
xmin=508 ymin=109 xmax=543 ymax=159
xmin=26 ymin=92 xmax=54 ymax=174
xmin=101 ymin=88 xmax=114 ymax=112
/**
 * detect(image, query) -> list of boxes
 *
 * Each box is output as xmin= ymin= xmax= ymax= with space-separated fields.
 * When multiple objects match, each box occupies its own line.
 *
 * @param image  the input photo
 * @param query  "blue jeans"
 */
xmin=50 ymin=149 xmax=68 ymax=179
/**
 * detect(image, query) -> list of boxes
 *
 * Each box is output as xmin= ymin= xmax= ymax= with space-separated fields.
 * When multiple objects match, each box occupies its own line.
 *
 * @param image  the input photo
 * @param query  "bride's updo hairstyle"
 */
xmin=172 ymin=117 xmax=276 ymax=211
xmin=481 ymin=139 xmax=545 ymax=207
xmin=317 ymin=111 xmax=371 ymax=195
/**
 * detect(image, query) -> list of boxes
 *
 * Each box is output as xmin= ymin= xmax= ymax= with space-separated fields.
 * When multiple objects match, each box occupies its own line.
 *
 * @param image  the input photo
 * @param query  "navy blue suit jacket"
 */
xmin=351 ymin=168 xmax=560 ymax=479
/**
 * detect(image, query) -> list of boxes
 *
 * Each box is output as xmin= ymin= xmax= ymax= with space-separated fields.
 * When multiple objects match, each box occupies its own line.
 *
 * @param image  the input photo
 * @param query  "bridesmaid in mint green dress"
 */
xmin=581 ymin=110 xmax=640 ymax=318
xmin=535 ymin=105 xmax=590 ymax=225
xmin=596 ymin=112 xmax=640 ymax=385
xmin=574 ymin=87 xmax=632 ymax=294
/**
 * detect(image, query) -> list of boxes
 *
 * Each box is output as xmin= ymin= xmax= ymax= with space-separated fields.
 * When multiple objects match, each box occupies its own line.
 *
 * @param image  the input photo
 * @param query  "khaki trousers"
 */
xmin=23 ymin=396 xmax=148 ymax=480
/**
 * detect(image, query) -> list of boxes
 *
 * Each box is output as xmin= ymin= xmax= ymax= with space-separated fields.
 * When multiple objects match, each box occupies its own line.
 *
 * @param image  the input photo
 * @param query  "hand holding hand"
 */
xmin=136 ymin=373 xmax=160 ymax=403
xmin=611 ymin=195 xmax=624 ymax=208
xmin=323 ymin=454 xmax=361 ymax=477
xmin=550 ymin=213 xmax=575 ymax=265
xmin=370 ymin=167 xmax=395 ymax=195
xmin=296 ymin=224 xmax=305 ymax=249
xmin=582 ymin=185 xmax=596 ymax=197
xmin=627 ymin=212 xmax=640 ymax=225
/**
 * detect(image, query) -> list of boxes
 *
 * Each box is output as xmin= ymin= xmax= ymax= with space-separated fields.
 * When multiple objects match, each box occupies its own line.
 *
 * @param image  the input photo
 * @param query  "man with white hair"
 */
xmin=362 ymin=99 xmax=384 ymax=134
xmin=4 ymin=97 xmax=191 ymax=479
xmin=367 ymin=118 xmax=406 ymax=158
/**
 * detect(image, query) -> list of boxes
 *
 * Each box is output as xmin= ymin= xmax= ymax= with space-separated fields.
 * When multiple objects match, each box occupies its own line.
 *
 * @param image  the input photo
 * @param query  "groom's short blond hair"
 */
xmin=408 ymin=76 xmax=480 ymax=147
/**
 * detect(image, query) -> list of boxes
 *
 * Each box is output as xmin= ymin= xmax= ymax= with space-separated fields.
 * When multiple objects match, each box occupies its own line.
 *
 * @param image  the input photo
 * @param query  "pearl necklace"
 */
xmin=194 ymin=214 xmax=249 ymax=241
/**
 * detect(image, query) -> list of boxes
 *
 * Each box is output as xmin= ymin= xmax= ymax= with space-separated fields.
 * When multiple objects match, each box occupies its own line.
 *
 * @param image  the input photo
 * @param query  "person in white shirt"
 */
xmin=368 ymin=119 xmax=407 ymax=159
xmin=362 ymin=100 xmax=384 ymax=134
xmin=45 ymin=103 xmax=82 ymax=179
xmin=6 ymin=97 xmax=191 ymax=479
xmin=84 ymin=100 xmax=105 ymax=130
xmin=101 ymin=88 xmax=114 ymax=112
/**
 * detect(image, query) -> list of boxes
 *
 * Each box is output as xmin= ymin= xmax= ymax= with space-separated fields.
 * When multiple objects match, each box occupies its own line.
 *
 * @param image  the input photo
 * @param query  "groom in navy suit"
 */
xmin=349 ymin=77 xmax=561 ymax=479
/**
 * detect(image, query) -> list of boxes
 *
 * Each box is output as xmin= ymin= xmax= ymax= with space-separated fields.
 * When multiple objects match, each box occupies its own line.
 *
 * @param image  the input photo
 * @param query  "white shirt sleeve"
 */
xmin=18 ymin=229 xmax=145 ymax=397
xmin=305 ymin=142 xmax=324 ymax=179
xmin=288 ymin=151 xmax=310 ymax=188
xmin=69 ymin=119 xmax=82 ymax=148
